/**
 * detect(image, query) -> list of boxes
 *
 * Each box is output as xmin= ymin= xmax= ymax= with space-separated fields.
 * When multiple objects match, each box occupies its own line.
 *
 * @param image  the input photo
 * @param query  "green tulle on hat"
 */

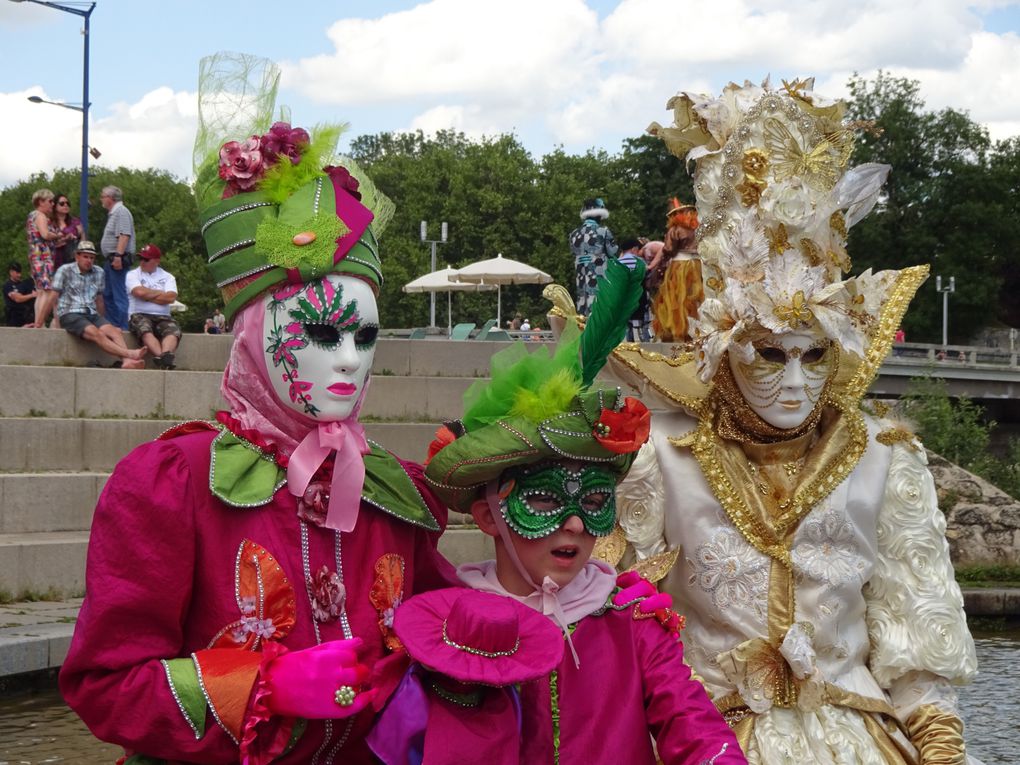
xmin=425 ymin=258 xmax=651 ymax=513
xmin=193 ymin=52 xmax=394 ymax=320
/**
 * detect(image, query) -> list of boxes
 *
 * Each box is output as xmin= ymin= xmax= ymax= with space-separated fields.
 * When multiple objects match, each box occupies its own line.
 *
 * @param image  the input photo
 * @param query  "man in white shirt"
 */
xmin=126 ymin=244 xmax=181 ymax=369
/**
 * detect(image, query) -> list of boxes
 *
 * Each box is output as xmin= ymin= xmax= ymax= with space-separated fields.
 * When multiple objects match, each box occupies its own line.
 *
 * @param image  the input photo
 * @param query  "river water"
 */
xmin=1 ymin=630 xmax=1017 ymax=763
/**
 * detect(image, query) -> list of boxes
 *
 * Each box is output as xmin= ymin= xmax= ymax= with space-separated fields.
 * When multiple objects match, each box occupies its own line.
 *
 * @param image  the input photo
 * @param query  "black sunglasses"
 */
xmin=57 ymin=200 xmax=69 ymax=205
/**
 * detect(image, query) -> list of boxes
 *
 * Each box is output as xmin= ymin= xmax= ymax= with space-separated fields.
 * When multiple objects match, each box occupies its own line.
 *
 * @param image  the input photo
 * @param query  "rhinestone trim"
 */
xmin=192 ymin=652 xmax=240 ymax=745
xmin=160 ymin=659 xmax=202 ymax=740
xmin=201 ymin=201 xmax=274 ymax=235
xmin=209 ymin=239 xmax=256 ymax=264
xmin=441 ymin=619 xmax=521 ymax=657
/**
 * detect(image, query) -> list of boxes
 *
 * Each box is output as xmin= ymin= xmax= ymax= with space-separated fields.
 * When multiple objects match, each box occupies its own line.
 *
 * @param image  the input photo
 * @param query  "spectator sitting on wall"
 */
xmin=52 ymin=241 xmax=146 ymax=369
xmin=127 ymin=244 xmax=182 ymax=369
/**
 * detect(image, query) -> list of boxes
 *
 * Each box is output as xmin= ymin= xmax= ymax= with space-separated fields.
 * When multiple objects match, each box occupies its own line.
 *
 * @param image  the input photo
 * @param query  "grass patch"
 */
xmin=0 ymin=587 xmax=66 ymax=604
xmin=955 ymin=565 xmax=1020 ymax=588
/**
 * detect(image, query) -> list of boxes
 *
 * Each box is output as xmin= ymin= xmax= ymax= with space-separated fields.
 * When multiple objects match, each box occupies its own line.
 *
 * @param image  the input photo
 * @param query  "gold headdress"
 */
xmin=649 ymin=77 xmax=922 ymax=384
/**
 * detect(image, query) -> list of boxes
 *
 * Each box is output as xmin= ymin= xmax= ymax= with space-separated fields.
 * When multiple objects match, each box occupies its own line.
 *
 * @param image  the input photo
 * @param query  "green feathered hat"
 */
xmin=194 ymin=53 xmax=394 ymax=321
xmin=424 ymin=259 xmax=652 ymax=513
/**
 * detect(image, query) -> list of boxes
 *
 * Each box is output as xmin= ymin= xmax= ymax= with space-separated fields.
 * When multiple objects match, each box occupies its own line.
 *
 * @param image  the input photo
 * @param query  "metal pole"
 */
xmin=429 ymin=240 xmax=437 ymax=328
xmin=942 ymin=290 xmax=948 ymax=348
xmin=80 ymin=4 xmax=92 ymax=235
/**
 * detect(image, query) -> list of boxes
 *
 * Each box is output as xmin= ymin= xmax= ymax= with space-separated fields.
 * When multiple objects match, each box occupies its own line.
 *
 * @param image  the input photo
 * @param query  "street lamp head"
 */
xmin=27 ymin=95 xmax=43 ymax=103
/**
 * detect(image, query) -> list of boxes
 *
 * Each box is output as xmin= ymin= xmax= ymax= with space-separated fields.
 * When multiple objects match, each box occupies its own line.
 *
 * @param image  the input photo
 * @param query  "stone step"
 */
xmin=0 ymin=327 xmax=545 ymax=377
xmin=0 ymin=365 xmax=476 ymax=421
xmin=0 ymin=419 xmax=438 ymax=473
xmin=0 ymin=526 xmax=489 ymax=599
xmin=0 ymin=473 xmax=107 ymax=534
xmin=0 ymin=531 xmax=90 ymax=597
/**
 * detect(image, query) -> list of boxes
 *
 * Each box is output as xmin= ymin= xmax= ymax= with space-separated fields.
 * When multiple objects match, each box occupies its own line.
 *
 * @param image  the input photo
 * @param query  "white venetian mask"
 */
xmin=262 ymin=274 xmax=379 ymax=422
xmin=728 ymin=330 xmax=835 ymax=430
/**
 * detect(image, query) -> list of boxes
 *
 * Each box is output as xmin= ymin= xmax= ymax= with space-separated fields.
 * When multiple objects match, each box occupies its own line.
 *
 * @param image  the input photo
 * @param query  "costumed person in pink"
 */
xmin=420 ymin=259 xmax=746 ymax=764
xmin=368 ymin=588 xmax=565 ymax=764
xmin=59 ymin=53 xmax=456 ymax=765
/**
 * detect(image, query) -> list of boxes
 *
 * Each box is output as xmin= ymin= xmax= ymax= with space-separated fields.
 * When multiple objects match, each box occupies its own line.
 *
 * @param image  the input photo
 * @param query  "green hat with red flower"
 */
xmin=424 ymin=258 xmax=652 ymax=513
xmin=193 ymin=52 xmax=394 ymax=321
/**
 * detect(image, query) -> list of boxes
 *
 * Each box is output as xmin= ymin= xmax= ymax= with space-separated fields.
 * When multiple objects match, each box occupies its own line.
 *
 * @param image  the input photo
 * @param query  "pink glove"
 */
xmin=613 ymin=574 xmax=657 ymax=606
xmin=637 ymin=592 xmax=673 ymax=614
xmin=265 ymin=638 xmax=374 ymax=719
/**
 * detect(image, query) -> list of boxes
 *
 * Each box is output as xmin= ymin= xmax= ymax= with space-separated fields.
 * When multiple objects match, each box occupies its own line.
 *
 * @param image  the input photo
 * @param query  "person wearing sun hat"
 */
xmin=367 ymin=588 xmax=564 ymax=765
xmin=609 ymin=77 xmax=980 ymax=763
xmin=60 ymin=53 xmax=458 ymax=765
xmin=648 ymin=198 xmax=703 ymax=343
xmin=423 ymin=259 xmax=746 ymax=765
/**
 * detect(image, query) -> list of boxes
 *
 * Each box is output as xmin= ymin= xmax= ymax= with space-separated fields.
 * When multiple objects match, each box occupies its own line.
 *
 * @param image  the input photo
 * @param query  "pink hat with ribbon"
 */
xmin=393 ymin=588 xmax=563 ymax=687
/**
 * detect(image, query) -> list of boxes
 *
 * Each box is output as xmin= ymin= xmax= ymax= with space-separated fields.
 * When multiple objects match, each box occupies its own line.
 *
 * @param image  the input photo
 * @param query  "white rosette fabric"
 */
xmin=864 ymin=436 xmax=978 ymax=696
xmin=615 ymin=440 xmax=668 ymax=560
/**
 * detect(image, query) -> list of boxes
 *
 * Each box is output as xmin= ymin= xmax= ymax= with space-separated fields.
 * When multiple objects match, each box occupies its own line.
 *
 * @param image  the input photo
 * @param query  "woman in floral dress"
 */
xmin=25 ymin=188 xmax=59 ymax=327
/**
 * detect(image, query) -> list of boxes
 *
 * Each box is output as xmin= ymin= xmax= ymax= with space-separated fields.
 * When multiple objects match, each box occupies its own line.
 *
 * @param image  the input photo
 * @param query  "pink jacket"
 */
xmin=59 ymin=425 xmax=457 ymax=764
xmin=518 ymin=599 xmax=746 ymax=765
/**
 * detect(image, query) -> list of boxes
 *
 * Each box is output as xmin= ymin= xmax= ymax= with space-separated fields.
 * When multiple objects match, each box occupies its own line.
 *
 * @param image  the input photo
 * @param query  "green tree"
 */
xmin=845 ymin=72 xmax=1017 ymax=344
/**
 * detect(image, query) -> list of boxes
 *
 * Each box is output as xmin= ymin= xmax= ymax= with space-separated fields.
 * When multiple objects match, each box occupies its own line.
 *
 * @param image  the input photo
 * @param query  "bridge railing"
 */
xmin=890 ymin=342 xmax=1019 ymax=368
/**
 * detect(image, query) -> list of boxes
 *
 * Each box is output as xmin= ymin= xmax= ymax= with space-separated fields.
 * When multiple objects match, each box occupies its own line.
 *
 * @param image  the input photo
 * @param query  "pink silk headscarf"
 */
xmin=221 ymin=300 xmax=371 ymax=532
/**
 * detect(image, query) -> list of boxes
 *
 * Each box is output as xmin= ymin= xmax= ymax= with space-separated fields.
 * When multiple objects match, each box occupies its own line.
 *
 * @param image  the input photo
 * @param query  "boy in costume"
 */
xmin=423 ymin=259 xmax=747 ymax=764
xmin=610 ymin=78 xmax=981 ymax=763
xmin=60 ymin=53 xmax=456 ymax=765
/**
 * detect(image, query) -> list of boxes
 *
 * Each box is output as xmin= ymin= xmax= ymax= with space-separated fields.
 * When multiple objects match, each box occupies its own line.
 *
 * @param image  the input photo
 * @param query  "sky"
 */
xmin=2 ymin=0 xmax=1019 ymax=191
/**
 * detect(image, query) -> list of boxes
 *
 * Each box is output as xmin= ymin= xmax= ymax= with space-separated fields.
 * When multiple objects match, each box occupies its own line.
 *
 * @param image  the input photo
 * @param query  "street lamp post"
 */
xmin=12 ymin=0 xmax=96 ymax=235
xmin=420 ymin=221 xmax=448 ymax=328
xmin=936 ymin=275 xmax=956 ymax=348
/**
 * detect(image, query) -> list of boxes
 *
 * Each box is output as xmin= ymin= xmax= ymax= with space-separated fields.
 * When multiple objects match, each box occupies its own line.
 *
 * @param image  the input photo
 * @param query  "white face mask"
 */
xmin=262 ymin=274 xmax=379 ymax=422
xmin=728 ymin=330 xmax=835 ymax=430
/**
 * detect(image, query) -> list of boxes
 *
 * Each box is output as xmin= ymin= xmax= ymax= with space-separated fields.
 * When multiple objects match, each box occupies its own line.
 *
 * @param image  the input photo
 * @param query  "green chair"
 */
xmin=480 ymin=328 xmax=512 ymax=341
xmin=450 ymin=322 xmax=476 ymax=340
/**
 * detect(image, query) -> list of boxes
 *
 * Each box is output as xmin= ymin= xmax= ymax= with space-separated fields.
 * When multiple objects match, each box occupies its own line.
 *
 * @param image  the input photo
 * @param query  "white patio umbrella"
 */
xmin=451 ymin=253 xmax=552 ymax=325
xmin=403 ymin=267 xmax=496 ymax=333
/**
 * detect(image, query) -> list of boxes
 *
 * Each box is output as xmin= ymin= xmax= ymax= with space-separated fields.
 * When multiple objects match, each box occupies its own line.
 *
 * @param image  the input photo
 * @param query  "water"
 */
xmin=0 ymin=634 xmax=1017 ymax=763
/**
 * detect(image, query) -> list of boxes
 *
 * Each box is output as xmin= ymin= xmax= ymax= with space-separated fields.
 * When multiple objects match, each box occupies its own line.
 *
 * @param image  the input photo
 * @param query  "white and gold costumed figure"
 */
xmin=607 ymin=79 xmax=981 ymax=764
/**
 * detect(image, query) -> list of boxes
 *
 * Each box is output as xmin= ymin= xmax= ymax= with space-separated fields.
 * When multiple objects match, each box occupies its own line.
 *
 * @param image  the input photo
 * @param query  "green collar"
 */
xmin=207 ymin=427 xmax=439 ymax=531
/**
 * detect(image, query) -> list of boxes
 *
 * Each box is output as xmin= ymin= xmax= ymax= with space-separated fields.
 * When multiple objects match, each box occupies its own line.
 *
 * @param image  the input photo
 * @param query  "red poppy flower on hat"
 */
xmin=593 ymin=397 xmax=651 ymax=454
xmin=425 ymin=424 xmax=457 ymax=465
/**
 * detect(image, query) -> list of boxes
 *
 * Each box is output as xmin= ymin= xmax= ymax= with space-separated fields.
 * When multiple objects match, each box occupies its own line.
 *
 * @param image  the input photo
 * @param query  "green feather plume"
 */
xmin=579 ymin=257 xmax=646 ymax=388
xmin=260 ymin=123 xmax=347 ymax=204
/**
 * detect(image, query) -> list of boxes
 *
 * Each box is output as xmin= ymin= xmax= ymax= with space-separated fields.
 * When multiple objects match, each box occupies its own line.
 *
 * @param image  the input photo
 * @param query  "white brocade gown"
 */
xmin=617 ymin=406 xmax=981 ymax=765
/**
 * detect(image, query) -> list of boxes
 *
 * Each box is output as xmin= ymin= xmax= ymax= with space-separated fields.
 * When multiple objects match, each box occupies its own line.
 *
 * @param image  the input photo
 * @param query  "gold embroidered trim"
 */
xmin=609 ymin=344 xmax=707 ymax=414
xmin=592 ymin=523 xmax=627 ymax=568
xmin=626 ymin=547 xmax=682 ymax=584
xmin=841 ymin=265 xmax=929 ymax=404
xmin=876 ymin=427 xmax=919 ymax=450
xmin=686 ymin=398 xmax=868 ymax=567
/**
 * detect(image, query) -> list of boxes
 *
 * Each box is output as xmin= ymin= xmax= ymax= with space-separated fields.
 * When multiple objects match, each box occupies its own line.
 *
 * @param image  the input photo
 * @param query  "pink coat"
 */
xmin=518 ymin=602 xmax=746 ymax=765
xmin=59 ymin=426 xmax=457 ymax=764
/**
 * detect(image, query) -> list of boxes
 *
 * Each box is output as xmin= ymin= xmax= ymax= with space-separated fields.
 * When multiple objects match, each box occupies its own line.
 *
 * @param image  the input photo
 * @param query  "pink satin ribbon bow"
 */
xmin=288 ymin=420 xmax=370 ymax=532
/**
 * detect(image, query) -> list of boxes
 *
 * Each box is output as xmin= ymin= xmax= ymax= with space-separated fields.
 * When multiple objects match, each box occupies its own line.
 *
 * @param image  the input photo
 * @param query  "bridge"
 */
xmin=875 ymin=342 xmax=1020 ymax=401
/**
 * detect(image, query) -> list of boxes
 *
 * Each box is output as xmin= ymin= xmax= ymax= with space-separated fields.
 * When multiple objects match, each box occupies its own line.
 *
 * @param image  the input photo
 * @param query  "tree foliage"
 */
xmin=847 ymin=71 xmax=1020 ymax=343
xmin=901 ymin=374 xmax=1020 ymax=499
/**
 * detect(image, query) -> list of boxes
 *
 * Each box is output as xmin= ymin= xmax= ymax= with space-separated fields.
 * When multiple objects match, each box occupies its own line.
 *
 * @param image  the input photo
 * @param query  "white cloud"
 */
xmin=0 ymin=86 xmax=197 ymax=188
xmin=405 ymin=104 xmax=503 ymax=140
xmin=281 ymin=0 xmax=600 ymax=109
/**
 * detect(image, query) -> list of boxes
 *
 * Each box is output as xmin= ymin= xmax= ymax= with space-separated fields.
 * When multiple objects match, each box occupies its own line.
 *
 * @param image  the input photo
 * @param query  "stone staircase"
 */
xmin=0 ymin=327 xmax=507 ymax=599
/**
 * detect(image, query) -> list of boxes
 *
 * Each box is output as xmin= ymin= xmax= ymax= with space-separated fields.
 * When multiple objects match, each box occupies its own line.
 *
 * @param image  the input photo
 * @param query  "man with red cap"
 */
xmin=126 ymin=243 xmax=181 ymax=369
